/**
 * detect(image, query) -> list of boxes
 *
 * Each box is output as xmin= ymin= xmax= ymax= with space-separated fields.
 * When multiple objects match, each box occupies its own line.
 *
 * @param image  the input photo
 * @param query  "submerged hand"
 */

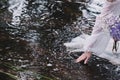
xmin=75 ymin=52 xmax=92 ymax=64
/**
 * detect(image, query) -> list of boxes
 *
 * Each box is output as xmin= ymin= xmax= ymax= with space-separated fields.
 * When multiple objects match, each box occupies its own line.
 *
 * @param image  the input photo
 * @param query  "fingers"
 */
xmin=84 ymin=57 xmax=89 ymax=64
xmin=75 ymin=52 xmax=92 ymax=64
xmin=84 ymin=53 xmax=91 ymax=64
xmin=75 ymin=57 xmax=83 ymax=63
xmin=75 ymin=54 xmax=86 ymax=63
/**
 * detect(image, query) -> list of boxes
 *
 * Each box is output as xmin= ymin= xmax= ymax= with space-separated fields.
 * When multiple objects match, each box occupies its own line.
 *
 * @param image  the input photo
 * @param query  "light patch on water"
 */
xmin=25 ymin=30 xmax=40 ymax=42
xmin=8 ymin=0 xmax=28 ymax=26
xmin=18 ymin=71 xmax=34 ymax=80
xmin=115 ymin=66 xmax=120 ymax=71
xmin=86 ymin=0 xmax=105 ymax=16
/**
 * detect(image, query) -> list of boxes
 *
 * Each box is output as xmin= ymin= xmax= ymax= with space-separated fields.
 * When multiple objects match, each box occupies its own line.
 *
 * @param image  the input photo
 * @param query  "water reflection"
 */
xmin=8 ymin=0 xmax=28 ymax=26
xmin=0 ymin=0 xmax=120 ymax=80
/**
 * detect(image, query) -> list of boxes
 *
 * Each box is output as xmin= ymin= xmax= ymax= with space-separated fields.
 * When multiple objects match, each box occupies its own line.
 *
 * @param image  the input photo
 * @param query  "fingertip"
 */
xmin=75 ymin=59 xmax=79 ymax=63
xmin=84 ymin=60 xmax=86 ymax=64
xmin=84 ymin=58 xmax=88 ymax=64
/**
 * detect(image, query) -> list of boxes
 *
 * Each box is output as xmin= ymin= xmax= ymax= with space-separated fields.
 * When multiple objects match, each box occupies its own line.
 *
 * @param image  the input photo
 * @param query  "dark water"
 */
xmin=0 ymin=0 xmax=120 ymax=80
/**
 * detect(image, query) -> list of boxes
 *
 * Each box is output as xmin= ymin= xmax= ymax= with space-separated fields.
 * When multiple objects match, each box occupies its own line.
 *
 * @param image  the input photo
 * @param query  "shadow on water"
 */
xmin=0 ymin=0 xmax=120 ymax=80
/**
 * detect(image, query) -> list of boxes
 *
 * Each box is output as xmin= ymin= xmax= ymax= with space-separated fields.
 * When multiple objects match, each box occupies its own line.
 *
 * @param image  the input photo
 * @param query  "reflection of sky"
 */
xmin=82 ymin=0 xmax=105 ymax=18
xmin=8 ymin=0 xmax=28 ymax=26
xmin=8 ymin=0 xmax=38 ymax=42
xmin=93 ymin=0 xmax=105 ymax=3
xmin=89 ymin=0 xmax=105 ymax=13
xmin=7 ymin=0 xmax=105 ymax=42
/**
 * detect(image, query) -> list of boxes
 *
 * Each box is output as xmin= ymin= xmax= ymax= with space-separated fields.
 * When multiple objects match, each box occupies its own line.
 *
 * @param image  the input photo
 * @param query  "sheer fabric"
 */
xmin=83 ymin=0 xmax=120 ymax=55
xmin=64 ymin=0 xmax=120 ymax=64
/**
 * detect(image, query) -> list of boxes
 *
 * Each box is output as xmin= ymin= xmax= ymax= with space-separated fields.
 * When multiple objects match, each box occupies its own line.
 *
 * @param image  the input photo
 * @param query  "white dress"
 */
xmin=64 ymin=0 xmax=120 ymax=64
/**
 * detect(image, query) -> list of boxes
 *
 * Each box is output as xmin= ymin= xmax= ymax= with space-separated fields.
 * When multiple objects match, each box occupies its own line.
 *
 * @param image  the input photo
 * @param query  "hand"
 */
xmin=75 ymin=52 xmax=92 ymax=64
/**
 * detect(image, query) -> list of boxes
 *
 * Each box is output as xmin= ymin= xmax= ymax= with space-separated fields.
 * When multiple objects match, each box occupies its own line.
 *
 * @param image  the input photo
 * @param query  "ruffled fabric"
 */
xmin=96 ymin=0 xmax=120 ymax=30
xmin=80 ymin=0 xmax=120 ymax=55
xmin=64 ymin=0 xmax=120 ymax=64
xmin=83 ymin=30 xmax=111 ymax=55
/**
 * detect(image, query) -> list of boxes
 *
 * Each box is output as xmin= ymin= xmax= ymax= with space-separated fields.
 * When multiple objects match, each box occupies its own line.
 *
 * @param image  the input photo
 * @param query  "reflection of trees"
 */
xmin=0 ymin=0 xmax=88 ymax=60
xmin=0 ymin=1 xmax=90 ymax=79
xmin=1 ymin=1 xmax=118 ymax=80
xmin=0 ymin=0 xmax=8 ymax=12
xmin=22 ymin=0 xmax=86 ymax=50
xmin=25 ymin=0 xmax=84 ymax=28
xmin=0 ymin=0 xmax=90 ymax=58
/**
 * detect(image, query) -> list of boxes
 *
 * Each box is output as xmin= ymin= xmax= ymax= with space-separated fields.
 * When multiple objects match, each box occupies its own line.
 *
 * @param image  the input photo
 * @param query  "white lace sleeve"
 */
xmin=83 ymin=16 xmax=111 ymax=55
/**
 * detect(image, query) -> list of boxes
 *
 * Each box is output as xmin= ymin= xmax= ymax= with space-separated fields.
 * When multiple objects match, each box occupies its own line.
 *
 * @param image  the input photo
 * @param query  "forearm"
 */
xmin=83 ymin=16 xmax=111 ymax=55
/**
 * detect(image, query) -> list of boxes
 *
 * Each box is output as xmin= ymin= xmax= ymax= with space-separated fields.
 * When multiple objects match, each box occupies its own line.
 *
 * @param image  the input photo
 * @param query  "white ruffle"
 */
xmin=64 ymin=0 xmax=120 ymax=64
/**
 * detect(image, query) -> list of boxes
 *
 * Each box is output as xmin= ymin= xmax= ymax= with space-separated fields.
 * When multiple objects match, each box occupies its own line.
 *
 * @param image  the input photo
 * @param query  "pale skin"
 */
xmin=75 ymin=51 xmax=92 ymax=64
xmin=75 ymin=0 xmax=115 ymax=64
